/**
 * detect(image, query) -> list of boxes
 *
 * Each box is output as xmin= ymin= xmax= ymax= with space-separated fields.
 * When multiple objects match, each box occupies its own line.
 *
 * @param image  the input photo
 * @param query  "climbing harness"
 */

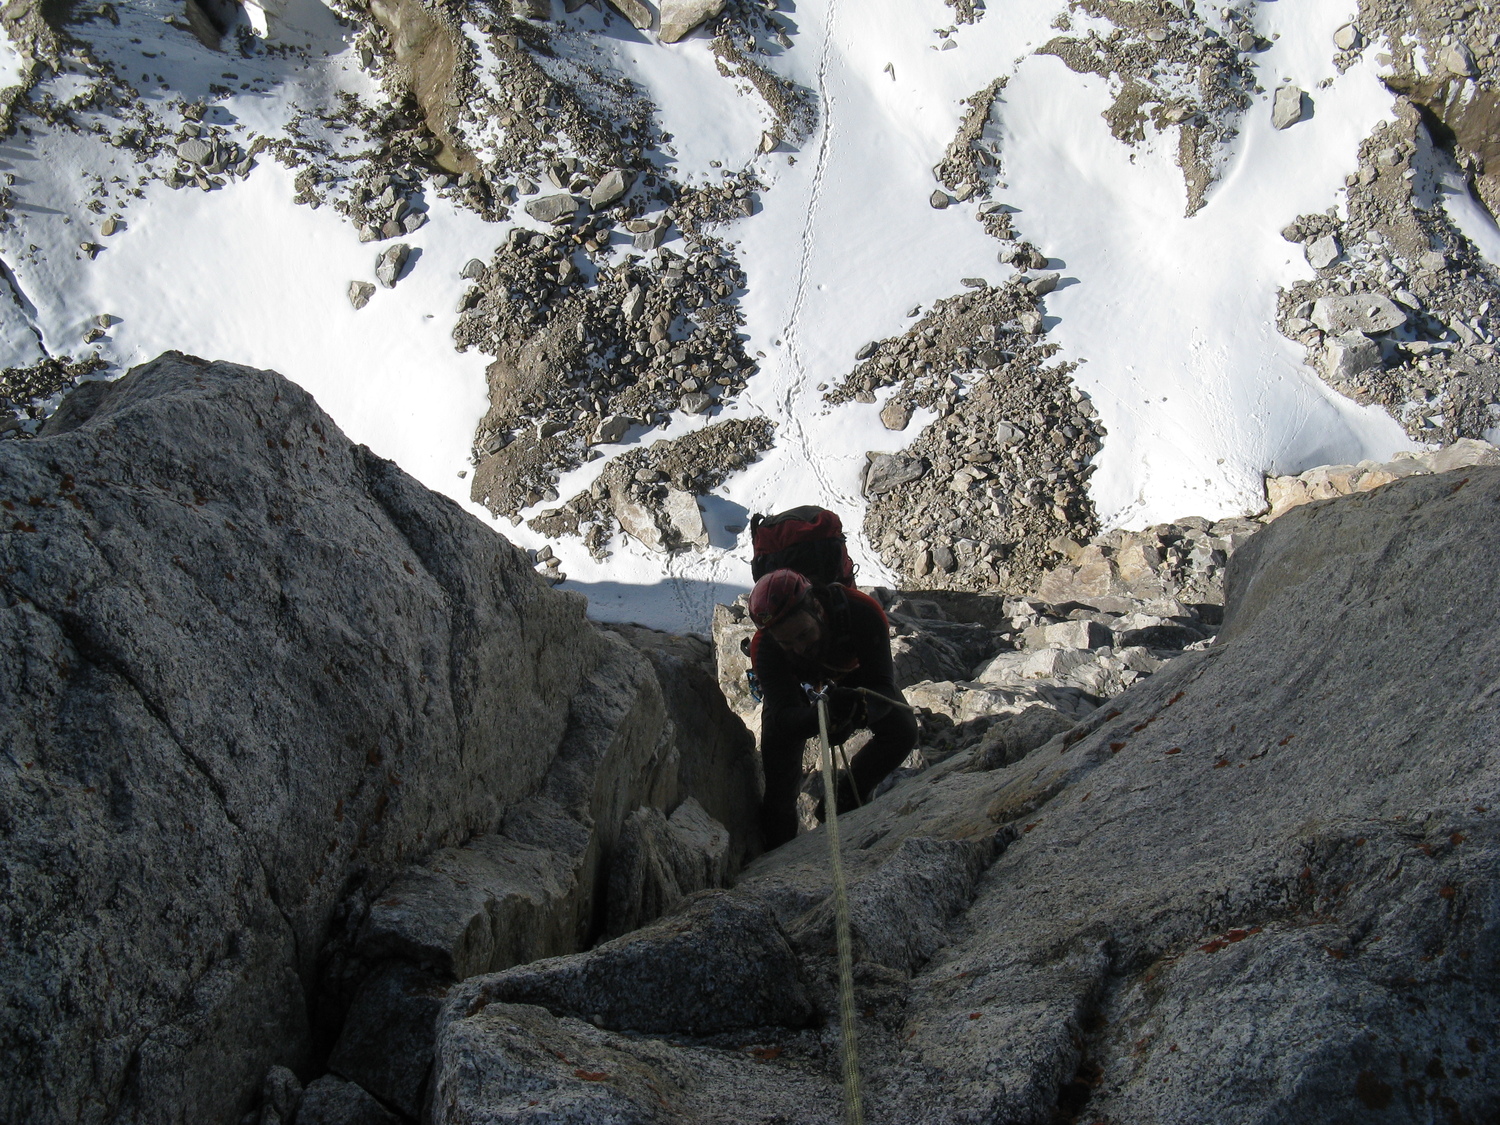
xmin=810 ymin=685 xmax=865 ymax=1125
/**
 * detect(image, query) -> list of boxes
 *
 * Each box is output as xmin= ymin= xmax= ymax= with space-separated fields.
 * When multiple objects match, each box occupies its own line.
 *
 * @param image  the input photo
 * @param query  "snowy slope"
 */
xmin=2 ymin=0 xmax=1496 ymax=631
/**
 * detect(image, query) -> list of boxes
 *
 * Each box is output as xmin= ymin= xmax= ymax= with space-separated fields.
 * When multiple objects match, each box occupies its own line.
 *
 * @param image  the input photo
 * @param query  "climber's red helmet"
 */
xmin=748 ymin=568 xmax=812 ymax=629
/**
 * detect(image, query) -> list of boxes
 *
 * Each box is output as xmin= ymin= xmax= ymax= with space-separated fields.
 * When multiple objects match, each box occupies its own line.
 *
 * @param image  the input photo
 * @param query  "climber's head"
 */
xmin=749 ymin=569 xmax=823 ymax=657
xmin=749 ymin=569 xmax=811 ymax=628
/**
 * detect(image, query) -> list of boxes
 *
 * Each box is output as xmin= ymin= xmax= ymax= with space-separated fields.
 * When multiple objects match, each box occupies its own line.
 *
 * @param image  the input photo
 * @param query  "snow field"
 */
xmin=4 ymin=0 xmax=1498 ymax=631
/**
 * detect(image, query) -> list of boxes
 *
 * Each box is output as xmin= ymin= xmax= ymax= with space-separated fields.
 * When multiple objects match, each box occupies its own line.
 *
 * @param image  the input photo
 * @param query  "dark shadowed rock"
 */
xmin=965 ymin=704 xmax=1076 ymax=771
xmin=293 ymin=1076 xmax=401 ymax=1125
xmin=888 ymin=613 xmax=1003 ymax=686
xmin=609 ymin=622 xmax=761 ymax=870
xmin=603 ymin=798 xmax=731 ymax=937
xmin=451 ymin=890 xmax=813 ymax=1036
xmin=327 ymin=962 xmax=447 ymax=1118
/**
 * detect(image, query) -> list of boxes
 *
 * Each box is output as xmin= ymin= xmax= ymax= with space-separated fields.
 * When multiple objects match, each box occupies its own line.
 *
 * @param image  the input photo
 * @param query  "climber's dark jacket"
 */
xmin=750 ymin=585 xmax=917 ymax=848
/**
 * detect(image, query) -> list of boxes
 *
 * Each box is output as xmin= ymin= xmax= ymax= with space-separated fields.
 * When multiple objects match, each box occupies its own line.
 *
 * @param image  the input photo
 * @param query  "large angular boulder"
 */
xmin=448 ymin=890 xmax=813 ymax=1036
xmin=0 ymin=354 xmax=641 ymax=1125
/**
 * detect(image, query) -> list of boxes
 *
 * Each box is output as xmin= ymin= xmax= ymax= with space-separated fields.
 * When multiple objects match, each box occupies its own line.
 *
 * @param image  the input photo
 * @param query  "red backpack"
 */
xmin=749 ymin=506 xmax=856 ymax=587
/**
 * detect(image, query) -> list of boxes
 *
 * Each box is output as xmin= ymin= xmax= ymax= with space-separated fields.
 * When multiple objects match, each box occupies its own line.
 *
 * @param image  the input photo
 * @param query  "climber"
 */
xmin=748 ymin=568 xmax=918 ymax=849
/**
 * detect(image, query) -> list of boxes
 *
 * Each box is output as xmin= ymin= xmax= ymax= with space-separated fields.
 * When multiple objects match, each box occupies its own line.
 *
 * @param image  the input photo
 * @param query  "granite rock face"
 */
xmin=837 ymin=467 xmax=1500 ymax=1122
xmin=449 ymin=465 xmax=1500 ymax=1123
xmin=0 ymin=354 xmax=753 ymax=1125
xmin=10 ymin=354 xmax=1498 ymax=1124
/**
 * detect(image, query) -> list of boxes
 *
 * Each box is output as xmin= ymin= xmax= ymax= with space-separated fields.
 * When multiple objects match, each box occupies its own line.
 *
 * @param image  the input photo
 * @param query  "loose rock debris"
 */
xmin=827 ymin=283 xmax=1105 ymax=595
xmin=1276 ymin=100 xmax=1500 ymax=443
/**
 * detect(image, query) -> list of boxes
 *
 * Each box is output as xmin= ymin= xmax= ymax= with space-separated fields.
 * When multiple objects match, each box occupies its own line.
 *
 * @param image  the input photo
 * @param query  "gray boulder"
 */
xmin=621 ymin=285 xmax=646 ymax=322
xmin=592 ymin=412 xmax=634 ymax=445
xmin=880 ymin=397 xmax=913 ymax=431
xmin=662 ymin=487 xmax=709 ymax=549
xmin=0 ymin=354 xmax=635 ymax=1124
xmin=1304 ymin=232 xmax=1341 ymax=269
xmin=659 ymin=0 xmax=725 ymax=42
xmin=588 ymin=168 xmax=634 ymax=209
xmin=1020 ymin=618 xmax=1110 ymax=650
xmin=1311 ymin=292 xmax=1407 ymax=334
xmin=614 ymin=495 xmax=668 ymax=552
xmin=293 ymin=1076 xmax=400 ymax=1125
xmin=1439 ymin=41 xmax=1476 ymax=77
xmin=524 ymin=194 xmax=579 ymax=224
xmin=864 ymin=452 xmax=926 ymax=495
xmin=1321 ymin=331 xmax=1381 ymax=384
xmin=632 ymin=218 xmax=669 ymax=251
xmin=347 ymin=280 xmax=375 ymax=310
xmin=1026 ymin=270 xmax=1060 ymax=296
xmin=448 ymin=891 xmax=813 ymax=1035
xmin=177 ymin=137 xmax=214 ymax=165
xmin=606 ymin=0 xmax=654 ymax=30
xmin=374 ymin=242 xmax=409 ymax=287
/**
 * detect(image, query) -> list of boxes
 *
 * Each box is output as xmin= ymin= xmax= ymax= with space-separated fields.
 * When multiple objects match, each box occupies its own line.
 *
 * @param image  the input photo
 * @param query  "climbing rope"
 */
xmin=814 ymin=690 xmax=865 ymax=1125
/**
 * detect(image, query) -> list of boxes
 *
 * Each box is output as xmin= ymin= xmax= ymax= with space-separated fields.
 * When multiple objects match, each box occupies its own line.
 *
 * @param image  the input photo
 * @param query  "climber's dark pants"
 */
xmin=758 ymin=704 xmax=919 ymax=850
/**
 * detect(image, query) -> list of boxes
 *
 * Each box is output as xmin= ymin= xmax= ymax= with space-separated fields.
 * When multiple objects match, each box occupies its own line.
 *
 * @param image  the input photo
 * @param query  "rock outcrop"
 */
xmin=1263 ymin=437 xmax=1500 ymax=519
xmin=439 ymin=464 xmax=1500 ymax=1123
xmin=0 ymin=354 xmax=756 ymax=1124
xmin=11 ymin=354 xmax=1498 ymax=1124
